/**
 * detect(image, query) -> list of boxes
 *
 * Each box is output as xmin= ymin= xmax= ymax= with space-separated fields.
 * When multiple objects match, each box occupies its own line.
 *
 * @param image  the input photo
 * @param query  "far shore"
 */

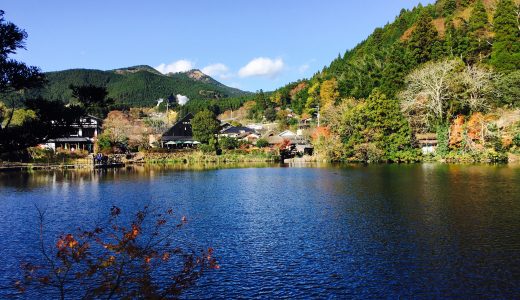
xmin=2 ymin=151 xmax=520 ymax=172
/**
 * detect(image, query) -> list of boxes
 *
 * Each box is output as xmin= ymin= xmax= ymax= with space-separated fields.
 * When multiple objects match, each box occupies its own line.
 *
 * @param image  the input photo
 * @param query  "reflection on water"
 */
xmin=1 ymin=163 xmax=520 ymax=298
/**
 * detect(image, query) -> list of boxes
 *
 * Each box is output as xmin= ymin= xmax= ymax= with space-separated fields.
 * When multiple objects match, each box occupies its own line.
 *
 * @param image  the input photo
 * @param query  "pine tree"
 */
xmin=458 ymin=0 xmax=471 ymax=8
xmin=363 ymin=89 xmax=412 ymax=159
xmin=466 ymin=0 xmax=490 ymax=63
xmin=408 ymin=11 xmax=440 ymax=65
xmin=443 ymin=0 xmax=457 ymax=17
xmin=490 ymin=0 xmax=520 ymax=72
xmin=445 ymin=19 xmax=457 ymax=56
xmin=381 ymin=43 xmax=413 ymax=97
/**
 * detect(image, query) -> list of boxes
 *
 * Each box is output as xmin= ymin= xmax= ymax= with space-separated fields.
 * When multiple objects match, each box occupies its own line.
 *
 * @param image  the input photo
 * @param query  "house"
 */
xmin=263 ymin=130 xmax=313 ymax=155
xmin=44 ymin=115 xmax=102 ymax=153
xmin=245 ymin=133 xmax=260 ymax=144
xmin=297 ymin=117 xmax=312 ymax=136
xmin=161 ymin=113 xmax=200 ymax=148
xmin=278 ymin=130 xmax=297 ymax=137
xmin=219 ymin=122 xmax=233 ymax=132
xmin=219 ymin=126 xmax=255 ymax=139
xmin=416 ymin=133 xmax=438 ymax=154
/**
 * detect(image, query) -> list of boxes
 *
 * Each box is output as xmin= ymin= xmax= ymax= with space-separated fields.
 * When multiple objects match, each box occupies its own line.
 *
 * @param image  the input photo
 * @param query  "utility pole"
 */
xmin=317 ymin=102 xmax=320 ymax=127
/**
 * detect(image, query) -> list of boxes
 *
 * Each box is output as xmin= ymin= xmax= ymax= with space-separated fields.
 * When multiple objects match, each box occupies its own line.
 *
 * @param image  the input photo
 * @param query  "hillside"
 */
xmin=270 ymin=0 xmax=519 ymax=114
xmin=28 ymin=66 xmax=250 ymax=107
xmin=245 ymin=0 xmax=520 ymax=162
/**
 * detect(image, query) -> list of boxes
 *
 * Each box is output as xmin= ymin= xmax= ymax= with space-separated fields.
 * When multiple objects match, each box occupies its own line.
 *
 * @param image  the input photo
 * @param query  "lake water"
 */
xmin=1 ymin=163 xmax=520 ymax=299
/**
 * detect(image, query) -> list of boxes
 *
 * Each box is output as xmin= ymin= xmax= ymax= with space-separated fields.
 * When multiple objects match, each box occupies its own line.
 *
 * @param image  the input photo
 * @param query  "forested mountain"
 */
xmin=248 ymin=0 xmax=520 ymax=162
xmin=27 ymin=66 xmax=250 ymax=107
xmin=270 ymin=0 xmax=519 ymax=115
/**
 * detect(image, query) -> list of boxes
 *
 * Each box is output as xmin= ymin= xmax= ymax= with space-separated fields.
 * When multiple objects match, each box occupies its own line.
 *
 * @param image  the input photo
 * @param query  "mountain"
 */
xmin=271 ymin=0 xmax=519 ymax=115
xmin=28 ymin=66 xmax=250 ymax=107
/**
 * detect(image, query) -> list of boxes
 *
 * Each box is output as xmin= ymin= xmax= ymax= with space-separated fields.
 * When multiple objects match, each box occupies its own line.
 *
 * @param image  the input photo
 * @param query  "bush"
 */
xmin=219 ymin=136 xmax=239 ymax=150
xmin=256 ymin=139 xmax=269 ymax=148
xmin=55 ymin=147 xmax=89 ymax=159
xmin=513 ymin=133 xmax=520 ymax=147
xmin=353 ymin=143 xmax=384 ymax=162
xmin=97 ymin=132 xmax=112 ymax=152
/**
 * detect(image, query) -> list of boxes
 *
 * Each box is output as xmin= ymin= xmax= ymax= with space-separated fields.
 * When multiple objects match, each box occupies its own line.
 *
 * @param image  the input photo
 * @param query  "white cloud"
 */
xmin=176 ymin=94 xmax=189 ymax=106
xmin=155 ymin=59 xmax=194 ymax=74
xmin=238 ymin=57 xmax=284 ymax=78
xmin=298 ymin=64 xmax=310 ymax=74
xmin=202 ymin=63 xmax=230 ymax=79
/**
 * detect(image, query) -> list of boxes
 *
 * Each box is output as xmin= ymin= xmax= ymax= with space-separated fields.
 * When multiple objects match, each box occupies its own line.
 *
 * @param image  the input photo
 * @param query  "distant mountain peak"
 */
xmin=184 ymin=69 xmax=207 ymax=81
xmin=113 ymin=65 xmax=162 ymax=76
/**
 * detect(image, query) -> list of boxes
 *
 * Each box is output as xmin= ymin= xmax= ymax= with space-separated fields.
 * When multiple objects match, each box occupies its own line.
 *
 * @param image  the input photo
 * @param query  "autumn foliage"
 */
xmin=17 ymin=206 xmax=219 ymax=299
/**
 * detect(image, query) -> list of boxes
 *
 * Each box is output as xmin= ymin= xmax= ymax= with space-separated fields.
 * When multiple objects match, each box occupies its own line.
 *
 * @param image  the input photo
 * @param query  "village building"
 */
xmin=263 ymin=130 xmax=314 ymax=155
xmin=219 ymin=126 xmax=255 ymax=139
xmin=44 ymin=115 xmax=102 ymax=153
xmin=416 ymin=133 xmax=438 ymax=154
xmin=161 ymin=113 xmax=200 ymax=148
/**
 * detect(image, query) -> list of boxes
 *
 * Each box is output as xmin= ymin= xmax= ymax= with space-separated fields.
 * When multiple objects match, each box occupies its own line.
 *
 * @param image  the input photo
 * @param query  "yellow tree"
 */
xmin=319 ymin=78 xmax=340 ymax=111
xmin=305 ymin=82 xmax=320 ymax=115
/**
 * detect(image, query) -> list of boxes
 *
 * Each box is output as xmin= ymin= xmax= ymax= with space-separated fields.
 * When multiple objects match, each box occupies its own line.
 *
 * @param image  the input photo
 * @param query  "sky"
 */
xmin=3 ymin=0 xmax=434 ymax=92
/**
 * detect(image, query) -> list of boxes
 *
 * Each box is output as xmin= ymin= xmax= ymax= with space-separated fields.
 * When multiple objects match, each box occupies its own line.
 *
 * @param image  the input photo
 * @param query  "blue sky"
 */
xmin=4 ymin=0 xmax=434 ymax=92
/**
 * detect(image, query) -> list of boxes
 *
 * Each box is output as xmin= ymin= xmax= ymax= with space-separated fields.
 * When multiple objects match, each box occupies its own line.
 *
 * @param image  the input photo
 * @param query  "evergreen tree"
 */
xmin=443 ymin=0 xmax=457 ymax=17
xmin=466 ymin=0 xmax=490 ymax=63
xmin=452 ymin=19 xmax=470 ymax=57
xmin=191 ymin=109 xmax=220 ymax=144
xmin=445 ymin=19 xmax=457 ymax=56
xmin=408 ymin=11 xmax=440 ymax=64
xmin=458 ymin=0 xmax=472 ymax=8
xmin=490 ymin=0 xmax=520 ymax=71
xmin=381 ymin=43 xmax=413 ymax=97
xmin=362 ymin=89 xmax=413 ymax=160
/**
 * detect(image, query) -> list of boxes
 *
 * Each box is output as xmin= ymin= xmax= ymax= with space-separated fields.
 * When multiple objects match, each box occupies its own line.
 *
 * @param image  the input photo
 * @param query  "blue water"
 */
xmin=1 ymin=163 xmax=520 ymax=299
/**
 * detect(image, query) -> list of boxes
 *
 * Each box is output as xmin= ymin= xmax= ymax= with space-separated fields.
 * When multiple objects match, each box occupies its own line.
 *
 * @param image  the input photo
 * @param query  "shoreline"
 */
xmin=2 ymin=150 xmax=519 ymax=172
xmin=2 ymin=157 xmax=519 ymax=172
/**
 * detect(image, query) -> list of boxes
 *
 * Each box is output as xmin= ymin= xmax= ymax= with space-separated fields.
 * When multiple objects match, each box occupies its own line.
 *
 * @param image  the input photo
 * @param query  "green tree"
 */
xmin=408 ymin=11 xmax=440 ymax=65
xmin=362 ymin=89 xmax=413 ymax=160
xmin=466 ymin=0 xmax=490 ymax=63
xmin=381 ymin=43 xmax=413 ymax=97
xmin=256 ymin=138 xmax=269 ymax=148
xmin=264 ymin=107 xmax=276 ymax=122
xmin=219 ymin=136 xmax=239 ymax=150
xmin=490 ymin=0 xmax=520 ymax=71
xmin=70 ymin=84 xmax=113 ymax=118
xmin=443 ymin=0 xmax=457 ymax=17
xmin=496 ymin=70 xmax=520 ymax=106
xmin=191 ymin=109 xmax=220 ymax=144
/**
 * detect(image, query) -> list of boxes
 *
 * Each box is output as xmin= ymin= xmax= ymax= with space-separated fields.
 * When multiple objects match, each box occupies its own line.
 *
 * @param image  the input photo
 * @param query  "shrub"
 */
xmin=256 ymin=139 xmax=269 ymax=148
xmin=513 ymin=133 xmax=520 ymax=147
xmin=219 ymin=136 xmax=239 ymax=150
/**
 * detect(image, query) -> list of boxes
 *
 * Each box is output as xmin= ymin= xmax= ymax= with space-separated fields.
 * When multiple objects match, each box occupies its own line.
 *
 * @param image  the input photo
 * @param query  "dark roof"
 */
xmin=48 ymin=137 xmax=92 ymax=143
xmin=162 ymin=136 xmax=195 ymax=142
xmin=221 ymin=126 xmax=254 ymax=134
xmin=162 ymin=113 xmax=194 ymax=137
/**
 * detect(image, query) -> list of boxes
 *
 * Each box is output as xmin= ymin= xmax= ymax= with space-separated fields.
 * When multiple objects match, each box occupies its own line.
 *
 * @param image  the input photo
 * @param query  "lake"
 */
xmin=1 ymin=163 xmax=520 ymax=299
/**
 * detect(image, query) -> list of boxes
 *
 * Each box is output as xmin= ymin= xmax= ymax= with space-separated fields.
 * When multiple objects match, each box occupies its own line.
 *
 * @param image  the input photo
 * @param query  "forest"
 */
xmin=26 ymin=66 xmax=250 ymax=107
xmin=245 ymin=0 xmax=520 ymax=162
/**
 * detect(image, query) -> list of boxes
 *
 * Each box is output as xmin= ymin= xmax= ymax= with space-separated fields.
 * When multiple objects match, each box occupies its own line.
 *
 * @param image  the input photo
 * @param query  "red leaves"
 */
xmin=56 ymin=234 xmax=78 ymax=250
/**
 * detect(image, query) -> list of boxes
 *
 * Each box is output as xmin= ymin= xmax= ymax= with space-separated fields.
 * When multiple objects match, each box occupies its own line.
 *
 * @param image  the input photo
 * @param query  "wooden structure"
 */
xmin=161 ymin=113 xmax=199 ymax=148
xmin=44 ymin=115 xmax=102 ymax=153
xmin=416 ymin=133 xmax=438 ymax=154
